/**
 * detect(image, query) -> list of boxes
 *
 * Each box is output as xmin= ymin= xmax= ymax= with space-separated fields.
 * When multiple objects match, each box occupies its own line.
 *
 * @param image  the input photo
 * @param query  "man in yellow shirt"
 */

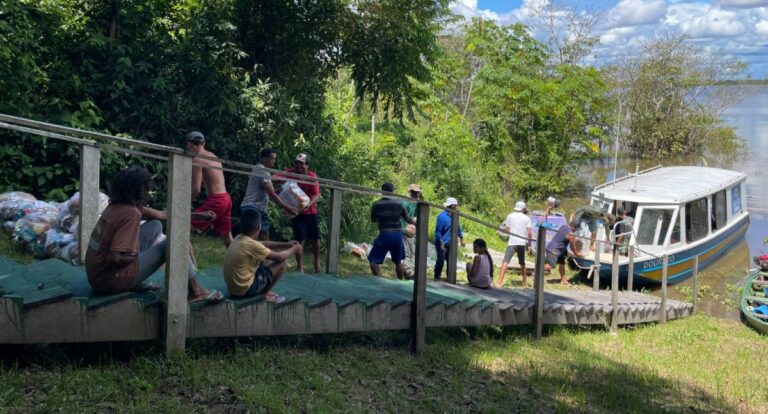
xmin=223 ymin=209 xmax=302 ymax=302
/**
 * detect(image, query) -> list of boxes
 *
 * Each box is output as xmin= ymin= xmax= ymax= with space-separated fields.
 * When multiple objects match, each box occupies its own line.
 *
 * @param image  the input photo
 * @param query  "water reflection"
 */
xmin=581 ymin=86 xmax=768 ymax=319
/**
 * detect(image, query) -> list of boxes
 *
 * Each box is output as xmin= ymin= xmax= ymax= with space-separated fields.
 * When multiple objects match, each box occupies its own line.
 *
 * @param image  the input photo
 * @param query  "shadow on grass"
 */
xmin=0 ymin=325 xmax=745 ymax=413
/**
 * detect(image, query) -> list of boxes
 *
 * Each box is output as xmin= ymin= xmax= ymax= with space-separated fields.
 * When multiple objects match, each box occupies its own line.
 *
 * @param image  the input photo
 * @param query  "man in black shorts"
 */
xmin=544 ymin=220 xmax=582 ymax=284
xmin=281 ymin=154 xmax=322 ymax=273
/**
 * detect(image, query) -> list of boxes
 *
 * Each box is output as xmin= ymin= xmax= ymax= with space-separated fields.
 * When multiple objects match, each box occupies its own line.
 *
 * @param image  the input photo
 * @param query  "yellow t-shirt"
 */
xmin=223 ymin=234 xmax=271 ymax=296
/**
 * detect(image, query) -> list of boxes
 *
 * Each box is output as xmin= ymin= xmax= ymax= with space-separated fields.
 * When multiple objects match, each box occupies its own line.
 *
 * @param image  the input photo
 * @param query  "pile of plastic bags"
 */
xmin=0 ymin=191 xmax=109 ymax=264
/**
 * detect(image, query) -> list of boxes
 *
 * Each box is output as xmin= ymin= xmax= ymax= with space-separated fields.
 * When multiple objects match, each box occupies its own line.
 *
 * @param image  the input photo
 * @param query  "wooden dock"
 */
xmin=0 ymin=257 xmax=693 ymax=344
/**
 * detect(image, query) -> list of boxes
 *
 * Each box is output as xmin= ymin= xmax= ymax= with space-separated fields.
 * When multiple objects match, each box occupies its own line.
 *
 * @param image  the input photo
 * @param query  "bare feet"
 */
xmin=560 ymin=279 xmax=571 ymax=285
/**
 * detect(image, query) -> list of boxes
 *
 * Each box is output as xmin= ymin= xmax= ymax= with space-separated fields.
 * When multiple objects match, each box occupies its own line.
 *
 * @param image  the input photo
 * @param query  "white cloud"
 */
xmin=756 ymin=19 xmax=768 ymax=34
xmin=603 ymin=0 xmax=668 ymax=29
xmin=665 ymin=3 xmax=747 ymax=37
xmin=715 ymin=0 xmax=768 ymax=8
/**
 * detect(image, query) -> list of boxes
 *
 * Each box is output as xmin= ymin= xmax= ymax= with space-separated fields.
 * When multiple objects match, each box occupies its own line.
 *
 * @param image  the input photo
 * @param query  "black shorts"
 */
xmin=546 ymin=250 xmax=567 ymax=267
xmin=292 ymin=214 xmax=320 ymax=242
xmin=503 ymin=245 xmax=526 ymax=266
xmin=237 ymin=265 xmax=274 ymax=298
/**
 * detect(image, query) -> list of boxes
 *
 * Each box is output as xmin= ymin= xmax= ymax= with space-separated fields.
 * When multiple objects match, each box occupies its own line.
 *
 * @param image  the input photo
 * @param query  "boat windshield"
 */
xmin=636 ymin=207 xmax=677 ymax=248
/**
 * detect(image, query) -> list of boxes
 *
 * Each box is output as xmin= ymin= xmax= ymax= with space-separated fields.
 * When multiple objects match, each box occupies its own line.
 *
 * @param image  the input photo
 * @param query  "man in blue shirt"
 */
xmin=434 ymin=197 xmax=465 ymax=281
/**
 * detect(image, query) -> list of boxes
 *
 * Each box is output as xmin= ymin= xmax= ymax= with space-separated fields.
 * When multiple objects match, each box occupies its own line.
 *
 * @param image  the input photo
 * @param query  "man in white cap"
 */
xmin=496 ymin=201 xmax=532 ymax=287
xmin=434 ymin=197 xmax=464 ymax=281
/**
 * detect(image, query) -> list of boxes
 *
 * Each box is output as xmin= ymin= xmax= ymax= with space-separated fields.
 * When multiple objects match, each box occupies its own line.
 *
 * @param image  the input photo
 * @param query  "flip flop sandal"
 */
xmin=266 ymin=294 xmax=286 ymax=304
xmin=190 ymin=289 xmax=224 ymax=304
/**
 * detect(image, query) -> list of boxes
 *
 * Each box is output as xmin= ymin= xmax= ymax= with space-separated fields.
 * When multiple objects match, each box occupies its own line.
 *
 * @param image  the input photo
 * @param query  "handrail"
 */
xmin=593 ymin=165 xmax=663 ymax=191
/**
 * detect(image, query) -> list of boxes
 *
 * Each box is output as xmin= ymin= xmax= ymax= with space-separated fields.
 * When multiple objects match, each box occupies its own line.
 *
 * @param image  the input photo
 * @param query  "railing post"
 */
xmin=610 ymin=243 xmax=620 ymax=333
xmin=411 ymin=202 xmax=429 ymax=353
xmin=533 ymin=225 xmax=547 ymax=339
xmin=447 ymin=210 xmax=459 ymax=284
xmin=692 ymin=255 xmax=699 ymax=313
xmin=593 ymin=241 xmax=601 ymax=291
xmin=660 ymin=254 xmax=669 ymax=324
xmin=627 ymin=246 xmax=635 ymax=292
xmin=164 ymin=152 xmax=192 ymax=357
xmin=325 ymin=188 xmax=342 ymax=275
xmin=78 ymin=144 xmax=100 ymax=263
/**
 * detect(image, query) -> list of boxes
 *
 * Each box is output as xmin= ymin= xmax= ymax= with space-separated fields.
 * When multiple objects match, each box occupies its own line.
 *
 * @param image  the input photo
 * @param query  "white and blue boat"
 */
xmin=572 ymin=166 xmax=749 ymax=285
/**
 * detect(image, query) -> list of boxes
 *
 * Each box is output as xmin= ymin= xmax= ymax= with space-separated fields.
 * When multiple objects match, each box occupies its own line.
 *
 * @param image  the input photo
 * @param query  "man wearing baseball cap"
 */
xmin=281 ymin=153 xmax=321 ymax=272
xmin=433 ymin=197 xmax=464 ymax=281
xmin=185 ymin=131 xmax=234 ymax=247
xmin=496 ymin=200 xmax=532 ymax=287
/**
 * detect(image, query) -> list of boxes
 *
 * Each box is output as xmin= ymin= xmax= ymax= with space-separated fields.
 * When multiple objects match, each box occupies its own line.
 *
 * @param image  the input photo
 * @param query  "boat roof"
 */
xmin=592 ymin=166 xmax=746 ymax=204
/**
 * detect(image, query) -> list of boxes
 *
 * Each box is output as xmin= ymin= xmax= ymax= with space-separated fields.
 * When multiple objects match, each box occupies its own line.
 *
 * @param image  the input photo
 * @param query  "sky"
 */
xmin=450 ymin=0 xmax=768 ymax=78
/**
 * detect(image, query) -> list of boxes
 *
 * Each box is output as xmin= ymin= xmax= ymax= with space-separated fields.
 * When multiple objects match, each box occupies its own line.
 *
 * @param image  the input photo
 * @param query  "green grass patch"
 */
xmin=1 ymin=316 xmax=766 ymax=412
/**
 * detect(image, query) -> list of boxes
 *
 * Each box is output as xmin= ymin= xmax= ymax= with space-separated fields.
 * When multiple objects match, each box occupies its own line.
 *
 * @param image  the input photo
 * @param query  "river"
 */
xmin=582 ymin=86 xmax=768 ymax=319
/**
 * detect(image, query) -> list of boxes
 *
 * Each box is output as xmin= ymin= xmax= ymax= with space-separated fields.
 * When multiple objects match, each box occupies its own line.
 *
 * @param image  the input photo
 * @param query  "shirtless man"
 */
xmin=185 ymin=131 xmax=234 ymax=247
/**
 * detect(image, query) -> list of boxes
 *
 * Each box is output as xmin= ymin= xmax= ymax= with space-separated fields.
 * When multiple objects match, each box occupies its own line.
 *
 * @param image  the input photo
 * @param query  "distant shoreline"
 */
xmin=716 ymin=79 xmax=768 ymax=85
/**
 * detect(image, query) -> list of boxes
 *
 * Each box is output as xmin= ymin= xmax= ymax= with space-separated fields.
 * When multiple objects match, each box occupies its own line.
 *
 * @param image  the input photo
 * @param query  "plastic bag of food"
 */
xmin=0 ymin=191 xmax=35 ymax=203
xmin=63 ymin=191 xmax=110 ymax=217
xmin=278 ymin=181 xmax=310 ymax=217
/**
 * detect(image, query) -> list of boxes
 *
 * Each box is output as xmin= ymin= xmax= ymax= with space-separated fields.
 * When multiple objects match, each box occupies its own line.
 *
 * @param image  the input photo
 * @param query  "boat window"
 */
xmin=731 ymin=183 xmax=742 ymax=215
xmin=637 ymin=209 xmax=673 ymax=246
xmin=685 ymin=197 xmax=709 ymax=243
xmin=711 ymin=190 xmax=727 ymax=231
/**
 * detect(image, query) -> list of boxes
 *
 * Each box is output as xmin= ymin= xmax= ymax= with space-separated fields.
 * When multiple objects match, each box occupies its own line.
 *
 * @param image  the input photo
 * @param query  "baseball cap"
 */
xmin=514 ymin=201 xmax=526 ymax=212
xmin=186 ymin=131 xmax=205 ymax=143
xmin=295 ymin=153 xmax=308 ymax=163
xmin=443 ymin=197 xmax=458 ymax=207
xmin=407 ymin=183 xmax=421 ymax=192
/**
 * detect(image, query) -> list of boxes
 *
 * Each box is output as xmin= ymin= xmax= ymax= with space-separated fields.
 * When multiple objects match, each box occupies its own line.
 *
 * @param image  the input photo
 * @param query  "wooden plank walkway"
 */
xmin=0 ymin=258 xmax=693 ymax=344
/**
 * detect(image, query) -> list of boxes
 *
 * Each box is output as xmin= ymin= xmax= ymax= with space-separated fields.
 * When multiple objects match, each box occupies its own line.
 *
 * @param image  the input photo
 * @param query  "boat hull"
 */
xmin=574 ymin=214 xmax=749 ymax=285
xmin=740 ymin=269 xmax=768 ymax=335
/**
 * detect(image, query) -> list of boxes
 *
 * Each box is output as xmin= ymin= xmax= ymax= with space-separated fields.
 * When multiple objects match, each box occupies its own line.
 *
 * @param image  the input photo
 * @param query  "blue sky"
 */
xmin=452 ymin=0 xmax=768 ymax=77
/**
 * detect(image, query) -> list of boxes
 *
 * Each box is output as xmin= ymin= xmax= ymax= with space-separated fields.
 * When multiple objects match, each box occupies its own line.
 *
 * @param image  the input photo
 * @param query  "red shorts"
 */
xmin=191 ymin=193 xmax=232 ymax=236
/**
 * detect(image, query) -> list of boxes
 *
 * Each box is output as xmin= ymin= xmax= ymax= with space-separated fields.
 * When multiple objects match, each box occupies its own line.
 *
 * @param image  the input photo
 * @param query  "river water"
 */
xmin=581 ymin=86 xmax=768 ymax=319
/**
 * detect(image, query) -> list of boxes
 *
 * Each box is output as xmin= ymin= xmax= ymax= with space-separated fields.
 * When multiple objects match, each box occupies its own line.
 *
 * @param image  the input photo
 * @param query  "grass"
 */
xmin=1 ymin=316 xmax=766 ymax=412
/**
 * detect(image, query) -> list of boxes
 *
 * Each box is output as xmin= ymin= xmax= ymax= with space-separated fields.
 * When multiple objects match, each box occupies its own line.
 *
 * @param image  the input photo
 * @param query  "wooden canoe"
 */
xmin=740 ymin=269 xmax=768 ymax=335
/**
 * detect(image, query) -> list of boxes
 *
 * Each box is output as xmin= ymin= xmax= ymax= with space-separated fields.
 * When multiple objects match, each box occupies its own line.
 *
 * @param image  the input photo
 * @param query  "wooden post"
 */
xmin=593 ymin=242 xmax=601 ymax=291
xmin=627 ymin=246 xmax=635 ymax=292
xmin=78 ymin=144 xmax=100 ymax=263
xmin=164 ymin=152 xmax=192 ymax=356
xmin=325 ymin=188 xmax=342 ymax=275
xmin=447 ymin=210 xmax=459 ymax=284
xmin=533 ymin=225 xmax=547 ymax=339
xmin=660 ymin=254 xmax=669 ymax=324
xmin=410 ymin=202 xmax=430 ymax=353
xmin=692 ymin=255 xmax=699 ymax=313
xmin=610 ymin=244 xmax=620 ymax=333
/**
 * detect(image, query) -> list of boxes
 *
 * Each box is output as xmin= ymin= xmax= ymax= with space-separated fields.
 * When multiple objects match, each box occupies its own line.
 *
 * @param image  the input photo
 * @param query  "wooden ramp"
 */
xmin=0 ymin=258 xmax=693 ymax=344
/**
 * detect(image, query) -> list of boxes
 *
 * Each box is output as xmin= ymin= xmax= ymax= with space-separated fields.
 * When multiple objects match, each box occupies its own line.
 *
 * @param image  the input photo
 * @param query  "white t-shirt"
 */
xmin=504 ymin=211 xmax=532 ymax=247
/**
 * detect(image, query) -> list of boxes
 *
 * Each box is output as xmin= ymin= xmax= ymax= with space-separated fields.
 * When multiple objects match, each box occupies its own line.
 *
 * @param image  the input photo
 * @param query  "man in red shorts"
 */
xmin=185 ymin=131 xmax=234 ymax=247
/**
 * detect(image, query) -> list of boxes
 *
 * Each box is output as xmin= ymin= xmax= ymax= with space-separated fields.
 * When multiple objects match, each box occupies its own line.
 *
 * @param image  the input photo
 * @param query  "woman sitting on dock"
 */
xmin=84 ymin=166 xmax=223 ymax=303
xmin=466 ymin=239 xmax=493 ymax=289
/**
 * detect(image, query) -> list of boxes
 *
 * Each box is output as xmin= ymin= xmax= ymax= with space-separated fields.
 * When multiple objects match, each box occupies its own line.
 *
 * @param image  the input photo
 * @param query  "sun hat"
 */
xmin=514 ymin=201 xmax=526 ymax=212
xmin=407 ymin=183 xmax=421 ymax=192
xmin=443 ymin=197 xmax=458 ymax=207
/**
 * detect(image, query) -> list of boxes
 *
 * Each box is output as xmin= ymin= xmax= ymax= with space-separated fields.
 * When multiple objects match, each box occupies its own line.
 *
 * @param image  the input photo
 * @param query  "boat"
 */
xmin=571 ymin=165 xmax=749 ymax=285
xmin=740 ymin=266 xmax=768 ymax=334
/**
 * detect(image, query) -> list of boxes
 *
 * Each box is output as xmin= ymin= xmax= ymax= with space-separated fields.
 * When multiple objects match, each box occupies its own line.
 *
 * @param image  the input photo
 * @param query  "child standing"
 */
xmin=466 ymin=239 xmax=493 ymax=289
xmin=223 ymin=209 xmax=302 ymax=302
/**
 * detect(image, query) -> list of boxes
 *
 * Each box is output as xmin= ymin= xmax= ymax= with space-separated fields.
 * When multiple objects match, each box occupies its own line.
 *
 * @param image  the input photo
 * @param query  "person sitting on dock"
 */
xmin=85 ymin=167 xmax=224 ymax=303
xmin=185 ymin=131 xmax=235 ymax=247
xmin=434 ymin=197 xmax=465 ymax=281
xmin=223 ymin=209 xmax=303 ymax=303
xmin=543 ymin=220 xmax=583 ymax=285
xmin=466 ymin=238 xmax=493 ymax=289
xmin=369 ymin=183 xmax=415 ymax=280
xmin=496 ymin=201 xmax=532 ymax=288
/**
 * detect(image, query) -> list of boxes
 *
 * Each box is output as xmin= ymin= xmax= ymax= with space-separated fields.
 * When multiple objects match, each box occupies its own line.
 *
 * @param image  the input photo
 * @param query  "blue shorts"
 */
xmin=368 ymin=231 xmax=405 ymax=265
xmin=241 ymin=205 xmax=270 ymax=232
